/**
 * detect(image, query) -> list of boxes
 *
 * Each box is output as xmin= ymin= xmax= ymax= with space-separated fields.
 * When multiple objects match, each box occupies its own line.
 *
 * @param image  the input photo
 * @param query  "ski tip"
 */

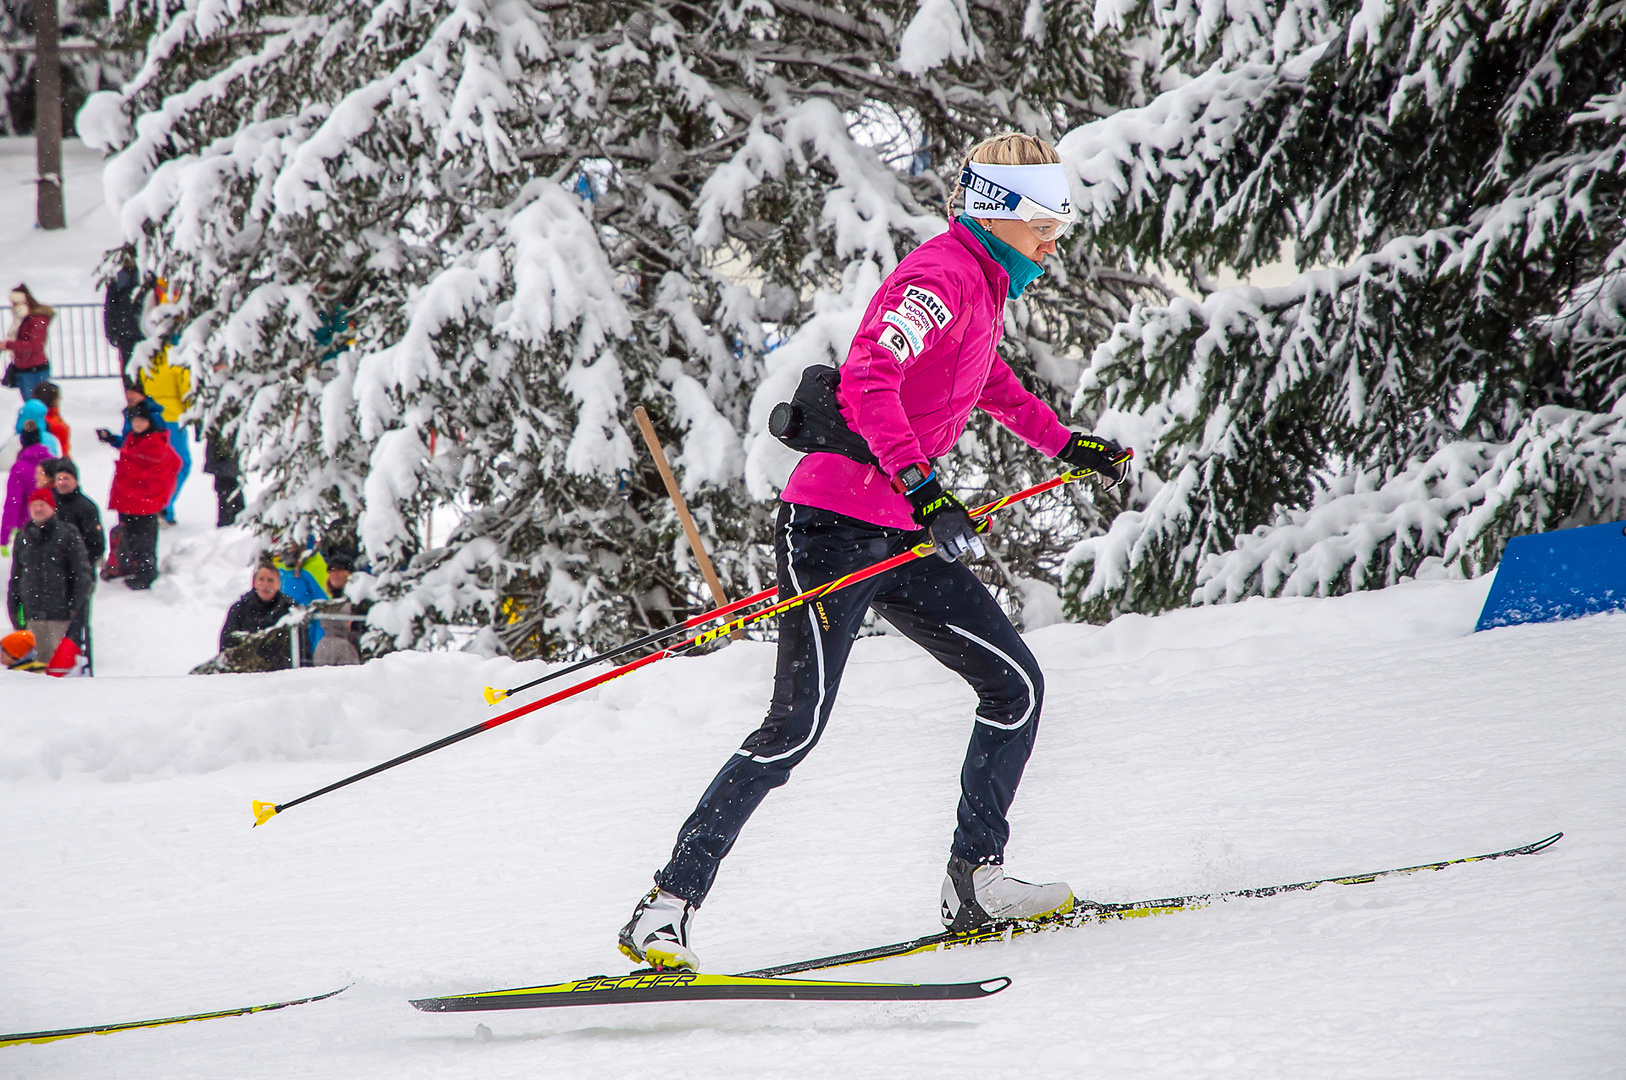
xmin=979 ymin=976 xmax=1013 ymax=996
xmin=251 ymin=800 xmax=279 ymax=827
xmin=484 ymin=686 xmax=507 ymax=705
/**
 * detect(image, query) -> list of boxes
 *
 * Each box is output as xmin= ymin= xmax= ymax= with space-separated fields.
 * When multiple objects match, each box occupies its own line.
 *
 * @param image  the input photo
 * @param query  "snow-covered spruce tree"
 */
xmin=1055 ymin=0 xmax=1626 ymax=621
xmin=86 ymin=0 xmax=1164 ymax=658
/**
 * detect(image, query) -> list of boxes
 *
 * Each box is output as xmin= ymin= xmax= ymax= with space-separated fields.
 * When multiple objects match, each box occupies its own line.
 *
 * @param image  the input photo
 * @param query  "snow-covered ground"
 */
xmin=0 ymin=138 xmax=120 ymax=302
xmin=2 ymin=135 xmax=1622 ymax=1080
xmin=2 ymin=563 xmax=1623 ymax=1078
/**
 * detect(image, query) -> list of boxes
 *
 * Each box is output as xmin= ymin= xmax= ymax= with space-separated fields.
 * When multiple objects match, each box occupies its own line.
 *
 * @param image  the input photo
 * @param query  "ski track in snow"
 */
xmin=0 ymin=141 xmax=1622 ymax=1080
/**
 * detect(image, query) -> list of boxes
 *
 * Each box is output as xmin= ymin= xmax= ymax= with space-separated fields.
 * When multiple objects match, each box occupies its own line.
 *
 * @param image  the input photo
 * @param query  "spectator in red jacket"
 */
xmin=107 ymin=399 xmax=182 ymax=590
xmin=30 ymin=381 xmax=70 ymax=458
xmin=4 ymin=285 xmax=54 ymax=403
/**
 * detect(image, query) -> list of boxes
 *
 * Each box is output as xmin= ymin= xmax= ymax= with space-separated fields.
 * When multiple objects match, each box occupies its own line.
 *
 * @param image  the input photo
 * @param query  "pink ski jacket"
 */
xmin=780 ymin=220 xmax=1071 ymax=529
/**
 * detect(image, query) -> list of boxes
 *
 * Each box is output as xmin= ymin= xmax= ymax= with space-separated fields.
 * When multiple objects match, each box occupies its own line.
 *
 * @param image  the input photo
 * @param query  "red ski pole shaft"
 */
xmin=252 ymin=468 xmax=1105 ymax=826
xmin=486 ymin=463 xmax=1111 ymax=703
xmin=484 ymin=582 xmax=779 ymax=704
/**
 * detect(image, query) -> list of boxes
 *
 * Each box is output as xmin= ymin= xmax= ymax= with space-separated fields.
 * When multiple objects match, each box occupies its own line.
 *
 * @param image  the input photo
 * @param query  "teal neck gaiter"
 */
xmin=959 ymin=215 xmax=1045 ymax=299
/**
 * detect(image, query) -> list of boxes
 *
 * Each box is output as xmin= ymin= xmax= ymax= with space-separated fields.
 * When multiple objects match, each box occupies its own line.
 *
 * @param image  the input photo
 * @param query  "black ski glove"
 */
xmin=899 ymin=466 xmax=986 ymax=562
xmin=1056 ymin=431 xmax=1132 ymax=486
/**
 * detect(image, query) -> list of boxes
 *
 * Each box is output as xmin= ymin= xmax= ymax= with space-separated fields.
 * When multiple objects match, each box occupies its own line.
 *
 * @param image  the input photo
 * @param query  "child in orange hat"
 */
xmin=2 ymin=628 xmax=46 ymax=672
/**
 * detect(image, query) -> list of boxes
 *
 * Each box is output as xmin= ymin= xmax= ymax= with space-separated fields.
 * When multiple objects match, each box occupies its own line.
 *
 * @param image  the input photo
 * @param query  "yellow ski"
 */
xmin=1 ymin=986 xmax=348 ymax=1050
xmin=411 ymin=971 xmax=1009 ymax=1011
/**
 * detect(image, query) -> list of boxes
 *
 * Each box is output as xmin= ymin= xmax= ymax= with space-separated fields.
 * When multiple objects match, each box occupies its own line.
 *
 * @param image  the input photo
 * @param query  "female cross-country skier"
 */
xmin=620 ymin=133 xmax=1132 ymax=971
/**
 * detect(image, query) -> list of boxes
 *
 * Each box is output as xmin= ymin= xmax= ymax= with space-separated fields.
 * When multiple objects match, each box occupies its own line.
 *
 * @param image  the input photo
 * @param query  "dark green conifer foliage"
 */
xmin=1064 ymin=0 xmax=1626 ymax=620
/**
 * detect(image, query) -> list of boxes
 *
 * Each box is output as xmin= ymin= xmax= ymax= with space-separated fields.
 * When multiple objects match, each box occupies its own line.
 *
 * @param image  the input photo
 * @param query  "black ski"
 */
xmin=0 ymin=986 xmax=349 ymax=1050
xmin=411 ymin=971 xmax=1010 ymax=1011
xmin=739 ymin=832 xmax=1563 ymax=978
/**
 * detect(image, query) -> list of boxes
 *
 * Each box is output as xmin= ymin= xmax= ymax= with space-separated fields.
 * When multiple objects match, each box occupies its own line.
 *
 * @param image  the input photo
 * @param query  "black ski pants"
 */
xmin=214 ymin=474 xmax=245 ymax=527
xmin=119 ymin=513 xmax=159 ymax=587
xmin=656 ymin=502 xmax=1044 ymax=907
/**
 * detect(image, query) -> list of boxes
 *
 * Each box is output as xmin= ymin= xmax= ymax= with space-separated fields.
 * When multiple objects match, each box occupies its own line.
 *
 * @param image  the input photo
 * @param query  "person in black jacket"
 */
xmin=220 ymin=563 xmax=295 ymax=671
xmin=46 ymin=458 xmax=104 ymax=670
xmin=45 ymin=459 xmax=105 ymax=565
xmin=202 ymin=428 xmax=244 ymax=527
xmin=103 ymin=260 xmax=147 ymax=368
xmin=7 ymin=487 xmax=92 ymax=663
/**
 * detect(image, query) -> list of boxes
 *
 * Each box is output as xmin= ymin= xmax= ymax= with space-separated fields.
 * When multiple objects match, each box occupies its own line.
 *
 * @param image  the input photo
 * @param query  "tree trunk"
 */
xmin=35 ymin=0 xmax=64 ymax=230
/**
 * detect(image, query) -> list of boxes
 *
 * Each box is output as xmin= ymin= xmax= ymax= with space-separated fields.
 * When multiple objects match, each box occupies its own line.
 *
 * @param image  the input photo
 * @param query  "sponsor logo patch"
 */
xmin=897 ymin=298 xmax=935 ymax=337
xmin=882 ymin=309 xmax=926 ymax=356
xmin=877 ymin=325 xmax=912 ymax=361
xmin=902 ymin=285 xmax=953 ymax=329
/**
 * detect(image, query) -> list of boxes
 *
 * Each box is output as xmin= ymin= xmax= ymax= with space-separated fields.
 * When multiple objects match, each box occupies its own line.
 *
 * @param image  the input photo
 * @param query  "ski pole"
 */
xmin=482 ymin=582 xmax=778 ymax=705
xmin=251 ymin=466 xmax=1109 ymax=826
xmin=486 ymin=457 xmax=1125 ymax=704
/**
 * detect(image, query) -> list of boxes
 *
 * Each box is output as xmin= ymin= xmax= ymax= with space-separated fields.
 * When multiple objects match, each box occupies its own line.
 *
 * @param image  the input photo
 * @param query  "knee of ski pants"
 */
xmin=736 ymin=694 xmax=826 ymax=776
xmin=956 ymin=631 xmax=1042 ymax=731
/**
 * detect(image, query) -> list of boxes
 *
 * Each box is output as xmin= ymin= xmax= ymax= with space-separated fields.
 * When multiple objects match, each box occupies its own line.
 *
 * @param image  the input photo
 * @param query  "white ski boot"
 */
xmin=940 ymin=856 xmax=1074 ymax=932
xmin=618 ymin=886 xmax=700 ymax=971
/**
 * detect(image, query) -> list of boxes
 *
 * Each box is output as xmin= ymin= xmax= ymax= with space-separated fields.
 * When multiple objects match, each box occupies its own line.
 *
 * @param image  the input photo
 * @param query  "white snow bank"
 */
xmin=2 ymin=520 xmax=1623 ymax=1080
xmin=0 ymin=649 xmax=521 ymax=782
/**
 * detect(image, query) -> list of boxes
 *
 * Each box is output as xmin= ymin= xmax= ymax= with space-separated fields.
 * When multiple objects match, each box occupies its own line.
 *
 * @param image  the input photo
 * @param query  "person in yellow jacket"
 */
xmin=139 ymin=347 xmax=191 ymax=525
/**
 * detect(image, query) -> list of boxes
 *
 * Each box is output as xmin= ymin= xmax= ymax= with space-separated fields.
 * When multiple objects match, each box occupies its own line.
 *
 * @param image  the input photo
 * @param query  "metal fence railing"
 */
xmin=38 ymin=302 xmax=124 ymax=380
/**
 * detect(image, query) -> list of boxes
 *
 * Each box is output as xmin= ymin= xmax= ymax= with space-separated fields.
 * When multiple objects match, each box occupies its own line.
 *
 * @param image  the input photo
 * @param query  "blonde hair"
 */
xmin=950 ymin=133 xmax=1061 ymax=216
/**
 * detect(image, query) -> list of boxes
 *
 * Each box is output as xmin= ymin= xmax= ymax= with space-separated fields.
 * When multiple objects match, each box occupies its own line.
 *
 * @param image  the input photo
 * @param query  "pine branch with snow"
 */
xmin=1054 ymin=0 xmax=1626 ymax=621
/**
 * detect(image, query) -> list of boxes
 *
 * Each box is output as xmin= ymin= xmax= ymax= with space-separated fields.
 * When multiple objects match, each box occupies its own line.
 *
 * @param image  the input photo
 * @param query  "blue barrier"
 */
xmin=1475 ymin=520 xmax=1626 ymax=631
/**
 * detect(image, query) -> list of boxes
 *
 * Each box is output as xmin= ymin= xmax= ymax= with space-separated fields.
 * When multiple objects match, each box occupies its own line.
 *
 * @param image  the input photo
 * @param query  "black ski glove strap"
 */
xmin=1056 ymin=431 xmax=1132 ymax=486
xmin=901 ymin=469 xmax=987 ymax=562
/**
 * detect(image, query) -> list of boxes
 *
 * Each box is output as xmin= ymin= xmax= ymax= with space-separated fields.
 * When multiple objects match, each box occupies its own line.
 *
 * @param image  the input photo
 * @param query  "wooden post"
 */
xmin=33 ymin=0 xmax=64 ymax=230
xmin=632 ymin=405 xmax=741 ymax=640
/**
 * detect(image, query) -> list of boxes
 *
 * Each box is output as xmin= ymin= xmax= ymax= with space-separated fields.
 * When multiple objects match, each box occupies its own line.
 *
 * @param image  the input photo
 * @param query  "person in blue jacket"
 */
xmin=13 ymin=400 xmax=62 ymax=456
xmin=274 ymin=538 xmax=328 ymax=649
xmin=94 ymin=380 xmax=167 ymax=451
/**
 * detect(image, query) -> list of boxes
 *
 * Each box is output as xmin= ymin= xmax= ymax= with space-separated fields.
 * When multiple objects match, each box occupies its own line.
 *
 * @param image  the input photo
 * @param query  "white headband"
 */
xmin=959 ymin=162 xmax=1077 ymax=223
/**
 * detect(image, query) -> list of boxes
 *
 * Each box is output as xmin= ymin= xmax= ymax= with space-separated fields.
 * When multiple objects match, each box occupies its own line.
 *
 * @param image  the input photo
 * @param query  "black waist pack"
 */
xmin=768 ymin=364 xmax=880 ymax=468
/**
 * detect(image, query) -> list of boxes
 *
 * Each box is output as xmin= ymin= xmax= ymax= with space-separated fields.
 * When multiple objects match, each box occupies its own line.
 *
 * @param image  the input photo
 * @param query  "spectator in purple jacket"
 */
xmin=2 ymin=420 xmax=54 ymax=550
